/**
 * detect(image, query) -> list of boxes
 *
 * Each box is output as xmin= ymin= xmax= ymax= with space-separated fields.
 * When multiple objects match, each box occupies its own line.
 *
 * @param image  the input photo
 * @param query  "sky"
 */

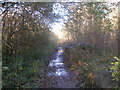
xmin=51 ymin=3 xmax=68 ymax=39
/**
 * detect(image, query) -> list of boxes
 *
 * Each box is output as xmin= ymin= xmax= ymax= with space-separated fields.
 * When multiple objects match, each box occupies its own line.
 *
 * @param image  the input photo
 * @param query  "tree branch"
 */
xmin=2 ymin=40 xmax=12 ymax=49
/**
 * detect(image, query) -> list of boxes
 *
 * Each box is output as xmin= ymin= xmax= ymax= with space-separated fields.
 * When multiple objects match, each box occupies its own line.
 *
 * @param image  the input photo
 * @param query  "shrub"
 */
xmin=110 ymin=57 xmax=120 ymax=87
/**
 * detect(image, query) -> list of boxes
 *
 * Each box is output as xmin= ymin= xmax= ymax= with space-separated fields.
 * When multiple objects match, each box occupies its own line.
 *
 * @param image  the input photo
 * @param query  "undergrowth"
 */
xmin=2 ymin=43 xmax=57 ymax=88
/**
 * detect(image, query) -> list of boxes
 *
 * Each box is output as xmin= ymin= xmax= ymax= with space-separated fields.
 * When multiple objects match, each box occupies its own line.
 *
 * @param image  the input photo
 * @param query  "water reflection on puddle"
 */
xmin=48 ymin=68 xmax=68 ymax=76
xmin=47 ymin=47 xmax=68 ymax=77
xmin=55 ymin=68 xmax=68 ymax=76
xmin=49 ymin=58 xmax=64 ymax=67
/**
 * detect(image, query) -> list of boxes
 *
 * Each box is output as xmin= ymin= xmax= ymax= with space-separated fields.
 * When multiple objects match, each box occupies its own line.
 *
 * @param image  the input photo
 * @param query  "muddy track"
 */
xmin=38 ymin=47 xmax=77 ymax=88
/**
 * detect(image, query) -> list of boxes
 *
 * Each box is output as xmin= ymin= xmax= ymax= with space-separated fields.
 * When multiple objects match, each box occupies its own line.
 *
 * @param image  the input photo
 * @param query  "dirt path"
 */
xmin=39 ymin=47 xmax=77 ymax=88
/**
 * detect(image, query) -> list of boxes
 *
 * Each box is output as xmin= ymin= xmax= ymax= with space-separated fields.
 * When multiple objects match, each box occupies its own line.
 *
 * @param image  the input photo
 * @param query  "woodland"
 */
xmin=1 ymin=2 xmax=120 ymax=88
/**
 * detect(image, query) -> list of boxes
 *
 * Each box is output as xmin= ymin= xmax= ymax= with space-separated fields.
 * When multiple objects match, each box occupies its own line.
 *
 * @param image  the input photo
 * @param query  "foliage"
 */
xmin=63 ymin=2 xmax=118 ymax=88
xmin=63 ymin=2 xmax=118 ymax=55
xmin=110 ymin=57 xmax=120 ymax=82
xmin=2 ymin=40 xmax=57 ymax=88
xmin=2 ymin=2 xmax=58 ymax=88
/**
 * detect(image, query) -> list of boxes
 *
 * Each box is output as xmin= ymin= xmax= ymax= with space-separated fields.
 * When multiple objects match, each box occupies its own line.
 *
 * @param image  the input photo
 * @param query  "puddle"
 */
xmin=49 ymin=58 xmax=64 ymax=67
xmin=48 ymin=68 xmax=68 ymax=76
xmin=55 ymin=68 xmax=68 ymax=76
xmin=47 ymin=47 xmax=68 ymax=77
xmin=44 ymin=47 xmax=77 ymax=88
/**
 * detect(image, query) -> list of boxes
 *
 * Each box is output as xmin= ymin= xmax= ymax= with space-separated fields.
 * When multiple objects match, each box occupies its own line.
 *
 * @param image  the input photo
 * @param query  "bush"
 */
xmin=110 ymin=57 xmax=120 ymax=87
xmin=2 ymin=42 xmax=57 ymax=88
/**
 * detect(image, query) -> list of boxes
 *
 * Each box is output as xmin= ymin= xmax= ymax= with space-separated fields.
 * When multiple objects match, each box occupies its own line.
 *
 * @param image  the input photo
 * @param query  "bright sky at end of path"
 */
xmin=51 ymin=3 xmax=68 ymax=39
xmin=51 ymin=23 xmax=65 ymax=39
